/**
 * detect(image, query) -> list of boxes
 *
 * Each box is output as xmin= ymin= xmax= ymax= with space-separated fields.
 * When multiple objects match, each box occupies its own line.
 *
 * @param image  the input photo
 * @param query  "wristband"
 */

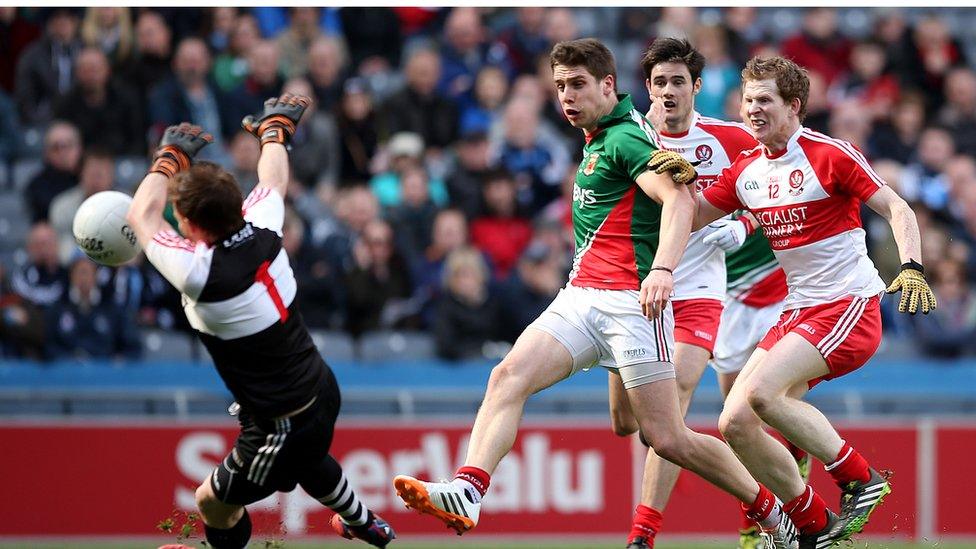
xmin=650 ymin=266 xmax=673 ymax=274
xmin=901 ymin=259 xmax=924 ymax=274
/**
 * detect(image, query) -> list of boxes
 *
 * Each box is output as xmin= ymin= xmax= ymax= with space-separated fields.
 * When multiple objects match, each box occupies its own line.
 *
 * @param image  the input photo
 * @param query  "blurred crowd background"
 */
xmin=2 ymin=6 xmax=976 ymax=363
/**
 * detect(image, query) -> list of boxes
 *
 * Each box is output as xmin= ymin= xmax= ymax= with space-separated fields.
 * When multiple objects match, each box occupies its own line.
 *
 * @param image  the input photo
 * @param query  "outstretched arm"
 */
xmin=635 ymin=170 xmax=695 ymax=319
xmin=242 ymin=94 xmax=312 ymax=198
xmin=127 ymin=123 xmax=212 ymax=247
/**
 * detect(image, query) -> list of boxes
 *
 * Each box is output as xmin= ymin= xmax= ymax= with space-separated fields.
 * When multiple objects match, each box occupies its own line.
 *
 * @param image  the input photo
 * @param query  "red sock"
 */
xmin=783 ymin=486 xmax=829 ymax=534
xmin=825 ymin=440 xmax=870 ymax=488
xmin=629 ymin=504 xmax=663 ymax=544
xmin=742 ymin=483 xmax=775 ymax=523
xmin=786 ymin=441 xmax=808 ymax=463
xmin=454 ymin=466 xmax=490 ymax=497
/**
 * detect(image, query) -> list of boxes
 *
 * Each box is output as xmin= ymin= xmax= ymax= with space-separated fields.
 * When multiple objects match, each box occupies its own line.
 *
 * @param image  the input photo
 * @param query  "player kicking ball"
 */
xmin=693 ymin=56 xmax=936 ymax=549
xmin=127 ymin=96 xmax=395 ymax=548
xmin=394 ymin=39 xmax=799 ymax=549
xmin=606 ymin=38 xmax=804 ymax=549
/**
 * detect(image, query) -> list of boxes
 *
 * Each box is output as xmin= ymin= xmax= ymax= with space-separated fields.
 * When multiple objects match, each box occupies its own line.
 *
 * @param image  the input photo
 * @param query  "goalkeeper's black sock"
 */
xmin=203 ymin=509 xmax=252 ymax=549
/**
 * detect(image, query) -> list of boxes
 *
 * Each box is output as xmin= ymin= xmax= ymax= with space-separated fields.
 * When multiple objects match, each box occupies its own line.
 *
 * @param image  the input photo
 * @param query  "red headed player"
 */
xmin=693 ymin=56 xmax=936 ymax=549
xmin=608 ymin=38 xmax=803 ymax=549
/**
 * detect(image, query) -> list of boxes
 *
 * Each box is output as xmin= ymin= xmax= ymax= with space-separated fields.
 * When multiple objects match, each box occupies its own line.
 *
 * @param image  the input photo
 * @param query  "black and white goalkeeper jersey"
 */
xmin=145 ymin=187 xmax=325 ymax=418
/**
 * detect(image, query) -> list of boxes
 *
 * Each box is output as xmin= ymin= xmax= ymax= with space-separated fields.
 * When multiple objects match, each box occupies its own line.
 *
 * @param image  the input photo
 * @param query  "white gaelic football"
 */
xmin=72 ymin=190 xmax=141 ymax=266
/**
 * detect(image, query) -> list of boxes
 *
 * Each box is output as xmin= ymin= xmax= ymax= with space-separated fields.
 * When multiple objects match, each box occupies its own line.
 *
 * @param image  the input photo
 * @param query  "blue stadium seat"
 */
xmin=12 ymin=158 xmax=43 ymax=191
xmin=140 ymin=328 xmax=197 ymax=361
xmin=0 ymin=190 xmax=29 ymax=253
xmin=358 ymin=330 xmax=436 ymax=362
xmin=310 ymin=329 xmax=357 ymax=362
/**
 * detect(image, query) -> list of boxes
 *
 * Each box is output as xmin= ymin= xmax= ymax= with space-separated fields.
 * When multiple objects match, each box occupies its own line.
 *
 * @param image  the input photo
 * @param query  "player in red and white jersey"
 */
xmin=695 ymin=56 xmax=936 ymax=549
xmin=607 ymin=38 xmax=800 ymax=549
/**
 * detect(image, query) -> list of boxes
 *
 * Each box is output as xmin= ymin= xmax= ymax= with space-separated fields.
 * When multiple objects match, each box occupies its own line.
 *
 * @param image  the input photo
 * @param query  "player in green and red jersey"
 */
xmin=392 ymin=39 xmax=798 ymax=549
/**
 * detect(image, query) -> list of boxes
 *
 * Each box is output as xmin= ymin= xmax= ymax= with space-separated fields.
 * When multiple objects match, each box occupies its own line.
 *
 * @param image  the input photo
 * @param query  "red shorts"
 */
xmin=757 ymin=295 xmax=882 ymax=387
xmin=672 ymin=298 xmax=724 ymax=354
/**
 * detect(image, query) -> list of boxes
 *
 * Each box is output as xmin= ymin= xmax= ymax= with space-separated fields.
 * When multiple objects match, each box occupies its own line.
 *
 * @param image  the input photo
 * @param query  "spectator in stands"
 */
xmin=937 ymin=67 xmax=976 ymax=157
xmin=494 ymin=7 xmax=548 ymax=76
xmin=123 ymin=10 xmax=172 ymax=120
xmin=14 ymin=7 xmax=81 ymax=126
xmin=446 ymin=128 xmax=491 ymax=219
xmin=694 ymin=24 xmax=740 ymax=119
xmin=801 ymin=71 xmax=831 ymax=133
xmin=370 ymin=132 xmax=449 ymax=207
xmin=901 ymin=126 xmax=955 ymax=215
xmin=227 ymin=131 xmax=260 ymax=194
xmin=79 ymin=7 xmax=134 ymax=67
xmin=544 ymin=8 xmax=579 ymax=46
xmin=212 ymin=13 xmax=260 ymax=93
xmin=137 ymin=258 xmax=190 ymax=332
xmin=830 ymin=39 xmax=900 ymax=121
xmin=336 ymin=77 xmax=379 ymax=184
xmin=307 ymin=185 xmax=379 ymax=272
xmin=495 ymin=239 xmax=564 ymax=343
xmin=911 ymin=258 xmax=976 ymax=358
xmin=282 ymin=76 xmax=340 ymax=190
xmin=780 ymin=7 xmax=851 ymax=86
xmin=282 ymin=207 xmax=344 ymax=329
xmin=25 ymin=121 xmax=81 ymax=222
xmin=0 ymin=262 xmax=45 ymax=359
xmin=721 ymin=7 xmax=763 ymax=68
xmin=383 ymin=47 xmax=459 ymax=150
xmin=305 ymin=36 xmax=347 ymax=112
xmin=413 ymin=208 xmax=469 ymax=326
xmin=228 ymin=40 xmax=284 ymax=125
xmin=49 ymin=148 xmax=114 ymax=262
xmin=470 ymin=168 xmax=532 ymax=280
xmin=339 ymin=8 xmax=402 ymax=71
xmin=0 ymin=8 xmax=41 ymax=94
xmin=459 ymin=66 xmax=509 ymax=142
xmin=433 ymin=246 xmax=499 ymax=360
xmin=344 ymin=218 xmax=415 ymax=338
xmin=276 ymin=7 xmax=325 ymax=79
xmin=206 ymin=6 xmax=237 ymax=53
xmin=148 ymin=37 xmax=234 ymax=160
xmin=44 ymin=255 xmax=141 ymax=361
xmin=386 ymin=163 xmax=439 ymax=263
xmin=438 ymin=8 xmax=507 ymax=111
xmin=827 ymin=100 xmax=872 ymax=150
xmin=869 ymin=92 xmax=925 ymax=164
xmin=10 ymin=222 xmax=68 ymax=309
xmin=905 ymin=15 xmax=968 ymax=113
xmin=55 ymin=47 xmax=144 ymax=156
xmin=496 ymin=98 xmax=570 ymax=213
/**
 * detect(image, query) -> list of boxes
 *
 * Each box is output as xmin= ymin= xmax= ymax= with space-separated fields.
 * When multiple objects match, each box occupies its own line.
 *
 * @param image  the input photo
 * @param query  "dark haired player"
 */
xmin=126 ymin=96 xmax=395 ymax=549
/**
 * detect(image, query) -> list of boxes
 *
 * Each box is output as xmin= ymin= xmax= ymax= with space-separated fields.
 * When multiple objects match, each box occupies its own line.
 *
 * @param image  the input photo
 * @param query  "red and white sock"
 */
xmin=629 ymin=504 xmax=663 ymax=544
xmin=783 ymin=485 xmax=829 ymax=534
xmin=453 ymin=466 xmax=490 ymax=504
xmin=743 ymin=483 xmax=783 ymax=530
xmin=825 ymin=440 xmax=871 ymax=488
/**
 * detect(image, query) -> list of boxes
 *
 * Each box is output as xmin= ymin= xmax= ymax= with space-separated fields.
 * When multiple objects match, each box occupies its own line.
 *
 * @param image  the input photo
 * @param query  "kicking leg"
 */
xmin=301 ymin=454 xmax=395 ymax=547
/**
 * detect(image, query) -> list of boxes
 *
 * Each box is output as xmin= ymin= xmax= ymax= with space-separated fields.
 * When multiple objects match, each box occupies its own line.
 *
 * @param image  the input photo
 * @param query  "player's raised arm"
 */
xmin=127 ymin=123 xmax=212 ymax=247
xmin=865 ymin=185 xmax=937 ymax=314
xmin=635 ymin=169 xmax=695 ymax=320
xmin=241 ymin=93 xmax=312 ymax=198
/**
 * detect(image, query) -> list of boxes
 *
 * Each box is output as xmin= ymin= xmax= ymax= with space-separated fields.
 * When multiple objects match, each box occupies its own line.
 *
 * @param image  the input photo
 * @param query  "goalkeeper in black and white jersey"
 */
xmin=126 ymin=95 xmax=395 ymax=549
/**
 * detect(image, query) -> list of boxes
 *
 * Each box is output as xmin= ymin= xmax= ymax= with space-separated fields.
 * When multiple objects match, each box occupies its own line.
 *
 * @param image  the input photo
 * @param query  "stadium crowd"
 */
xmin=2 ymin=6 xmax=976 ymax=361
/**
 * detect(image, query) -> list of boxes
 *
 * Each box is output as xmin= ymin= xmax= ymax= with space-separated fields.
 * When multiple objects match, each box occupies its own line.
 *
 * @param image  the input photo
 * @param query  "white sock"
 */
xmin=450 ymin=478 xmax=482 ymax=505
xmin=759 ymin=499 xmax=784 ymax=530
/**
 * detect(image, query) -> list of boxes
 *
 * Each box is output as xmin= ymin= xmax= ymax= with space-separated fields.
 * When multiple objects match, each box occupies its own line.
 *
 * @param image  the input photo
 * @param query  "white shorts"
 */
xmin=527 ymin=284 xmax=676 ymax=389
xmin=710 ymin=298 xmax=785 ymax=374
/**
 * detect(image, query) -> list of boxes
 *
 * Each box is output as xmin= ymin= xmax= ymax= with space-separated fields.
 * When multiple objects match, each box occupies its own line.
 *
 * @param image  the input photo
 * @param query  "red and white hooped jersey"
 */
xmin=701 ymin=126 xmax=887 ymax=310
xmin=658 ymin=112 xmax=757 ymax=301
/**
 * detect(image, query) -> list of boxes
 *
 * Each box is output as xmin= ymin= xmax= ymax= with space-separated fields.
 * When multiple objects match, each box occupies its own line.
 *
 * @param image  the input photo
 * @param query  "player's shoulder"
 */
xmin=605 ymin=113 xmax=657 ymax=150
xmin=796 ymin=128 xmax=866 ymax=162
xmin=697 ymin=116 xmax=756 ymax=144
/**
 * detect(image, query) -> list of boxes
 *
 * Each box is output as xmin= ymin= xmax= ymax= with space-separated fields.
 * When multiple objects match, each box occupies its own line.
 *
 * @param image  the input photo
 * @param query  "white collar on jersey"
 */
xmin=762 ymin=125 xmax=805 ymax=159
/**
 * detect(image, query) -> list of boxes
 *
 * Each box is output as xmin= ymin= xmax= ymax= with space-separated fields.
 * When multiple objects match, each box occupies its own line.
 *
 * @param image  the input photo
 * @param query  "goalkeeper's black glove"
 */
xmin=885 ymin=260 xmax=937 ymax=315
xmin=149 ymin=123 xmax=213 ymax=179
xmin=241 ymin=93 xmax=312 ymax=147
xmin=647 ymin=149 xmax=698 ymax=185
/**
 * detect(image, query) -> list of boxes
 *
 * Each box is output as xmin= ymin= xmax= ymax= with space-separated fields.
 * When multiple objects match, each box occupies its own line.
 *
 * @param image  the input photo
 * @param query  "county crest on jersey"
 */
xmin=569 ymin=94 xmax=663 ymax=290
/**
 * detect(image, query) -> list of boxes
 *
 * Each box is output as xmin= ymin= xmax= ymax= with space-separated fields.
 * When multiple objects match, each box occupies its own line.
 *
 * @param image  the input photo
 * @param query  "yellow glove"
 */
xmin=647 ymin=149 xmax=697 ymax=185
xmin=885 ymin=261 xmax=937 ymax=315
